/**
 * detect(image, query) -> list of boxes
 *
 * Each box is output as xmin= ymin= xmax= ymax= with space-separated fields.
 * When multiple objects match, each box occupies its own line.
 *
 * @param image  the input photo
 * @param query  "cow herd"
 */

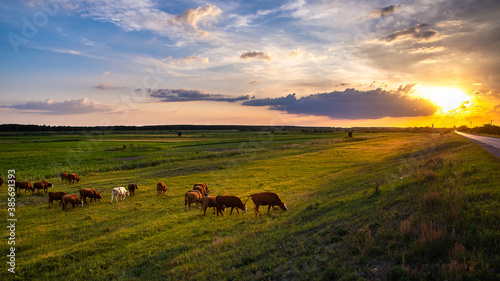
xmin=1 ymin=173 xmax=288 ymax=216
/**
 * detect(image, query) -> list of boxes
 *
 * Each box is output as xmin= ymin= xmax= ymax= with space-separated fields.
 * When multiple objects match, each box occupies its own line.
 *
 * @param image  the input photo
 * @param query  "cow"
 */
xmin=193 ymin=183 xmax=210 ymax=196
xmin=34 ymin=182 xmax=54 ymax=193
xmin=156 ymin=182 xmax=167 ymax=196
xmin=79 ymin=188 xmax=103 ymax=205
xmin=0 ymin=177 xmax=3 ymax=186
xmin=62 ymin=194 xmax=82 ymax=211
xmin=201 ymin=196 xmax=224 ymax=216
xmin=60 ymin=172 xmax=69 ymax=184
xmin=15 ymin=181 xmax=33 ymax=193
xmin=111 ymin=187 xmax=129 ymax=204
xmin=68 ymin=173 xmax=80 ymax=185
xmin=215 ymin=195 xmax=247 ymax=216
xmin=246 ymin=192 xmax=287 ymax=216
xmin=185 ymin=190 xmax=205 ymax=211
xmin=48 ymin=192 xmax=66 ymax=207
xmin=128 ymin=183 xmax=138 ymax=197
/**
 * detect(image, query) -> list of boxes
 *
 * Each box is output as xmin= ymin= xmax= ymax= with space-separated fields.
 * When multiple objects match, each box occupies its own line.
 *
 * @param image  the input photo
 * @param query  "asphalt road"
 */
xmin=455 ymin=131 xmax=500 ymax=158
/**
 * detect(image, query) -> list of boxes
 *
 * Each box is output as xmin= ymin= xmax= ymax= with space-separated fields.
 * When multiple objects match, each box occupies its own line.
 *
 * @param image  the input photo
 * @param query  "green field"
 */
xmin=1 ymin=131 xmax=499 ymax=280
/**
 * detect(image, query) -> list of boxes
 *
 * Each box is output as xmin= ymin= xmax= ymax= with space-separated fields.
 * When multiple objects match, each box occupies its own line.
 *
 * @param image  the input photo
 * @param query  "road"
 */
xmin=455 ymin=131 xmax=500 ymax=158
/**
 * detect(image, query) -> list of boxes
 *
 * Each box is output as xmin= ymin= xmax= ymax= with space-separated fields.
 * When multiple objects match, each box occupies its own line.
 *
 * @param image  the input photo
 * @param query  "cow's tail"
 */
xmin=243 ymin=195 xmax=253 ymax=205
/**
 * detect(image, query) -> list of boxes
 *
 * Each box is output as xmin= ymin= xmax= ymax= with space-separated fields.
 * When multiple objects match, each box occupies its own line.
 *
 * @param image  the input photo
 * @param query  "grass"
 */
xmin=0 ymin=131 xmax=499 ymax=280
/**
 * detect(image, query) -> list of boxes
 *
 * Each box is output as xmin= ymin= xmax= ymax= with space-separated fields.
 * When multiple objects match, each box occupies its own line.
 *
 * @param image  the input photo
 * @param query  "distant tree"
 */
xmin=457 ymin=125 xmax=470 ymax=133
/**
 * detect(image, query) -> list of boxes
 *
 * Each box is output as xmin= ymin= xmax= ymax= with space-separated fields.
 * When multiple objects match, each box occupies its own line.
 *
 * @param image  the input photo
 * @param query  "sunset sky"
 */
xmin=1 ymin=0 xmax=499 ymax=127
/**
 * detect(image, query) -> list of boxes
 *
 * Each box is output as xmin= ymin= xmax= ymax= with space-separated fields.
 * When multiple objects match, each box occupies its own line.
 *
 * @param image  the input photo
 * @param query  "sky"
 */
xmin=1 ymin=0 xmax=499 ymax=128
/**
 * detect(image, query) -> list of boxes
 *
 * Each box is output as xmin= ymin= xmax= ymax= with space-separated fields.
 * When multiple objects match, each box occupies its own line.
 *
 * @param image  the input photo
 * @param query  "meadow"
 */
xmin=0 ymin=130 xmax=499 ymax=280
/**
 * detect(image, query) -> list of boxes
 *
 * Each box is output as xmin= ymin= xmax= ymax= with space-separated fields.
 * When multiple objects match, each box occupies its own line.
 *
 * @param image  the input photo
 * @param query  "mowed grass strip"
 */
xmin=1 ymin=132 xmax=499 ymax=280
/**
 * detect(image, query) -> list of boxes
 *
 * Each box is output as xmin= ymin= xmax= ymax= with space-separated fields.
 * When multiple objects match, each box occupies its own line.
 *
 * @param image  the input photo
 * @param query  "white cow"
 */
xmin=111 ymin=187 xmax=130 ymax=204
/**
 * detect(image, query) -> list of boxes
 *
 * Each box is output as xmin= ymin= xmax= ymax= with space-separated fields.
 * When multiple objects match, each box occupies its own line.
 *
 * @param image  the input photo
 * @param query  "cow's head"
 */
xmin=48 ymin=183 xmax=54 ymax=188
xmin=125 ymin=191 xmax=130 ymax=196
xmin=242 ymin=205 xmax=247 ymax=214
xmin=278 ymin=202 xmax=288 ymax=211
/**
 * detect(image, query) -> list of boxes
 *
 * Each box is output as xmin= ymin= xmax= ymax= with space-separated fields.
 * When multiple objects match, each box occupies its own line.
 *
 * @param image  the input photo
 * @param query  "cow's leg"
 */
xmin=254 ymin=205 xmax=261 ymax=216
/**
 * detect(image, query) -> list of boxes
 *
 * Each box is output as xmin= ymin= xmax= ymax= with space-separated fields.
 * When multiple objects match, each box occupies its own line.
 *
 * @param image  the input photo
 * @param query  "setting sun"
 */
xmin=416 ymin=86 xmax=470 ymax=113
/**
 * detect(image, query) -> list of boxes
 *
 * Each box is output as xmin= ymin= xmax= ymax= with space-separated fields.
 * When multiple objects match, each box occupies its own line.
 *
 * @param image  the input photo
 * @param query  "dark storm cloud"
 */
xmin=371 ymin=4 xmax=401 ymax=18
xmin=381 ymin=23 xmax=438 ymax=42
xmin=148 ymin=88 xmax=251 ymax=102
xmin=242 ymin=86 xmax=437 ymax=120
xmin=240 ymin=51 xmax=272 ymax=60
xmin=4 ymin=98 xmax=114 ymax=115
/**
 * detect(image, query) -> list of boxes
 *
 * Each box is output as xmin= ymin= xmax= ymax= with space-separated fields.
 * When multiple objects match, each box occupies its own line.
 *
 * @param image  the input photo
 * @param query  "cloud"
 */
xmin=169 ymin=4 xmax=222 ymax=36
xmin=240 ymin=51 xmax=272 ymax=60
xmin=61 ymin=1 xmax=221 ymax=39
xmin=5 ymin=98 xmax=114 ymax=115
xmin=95 ymin=82 xmax=125 ymax=90
xmin=371 ymin=4 xmax=401 ymax=18
xmin=148 ymin=88 xmax=251 ymax=102
xmin=242 ymin=85 xmax=437 ymax=119
xmin=163 ymin=55 xmax=209 ymax=65
xmin=381 ymin=23 xmax=439 ymax=42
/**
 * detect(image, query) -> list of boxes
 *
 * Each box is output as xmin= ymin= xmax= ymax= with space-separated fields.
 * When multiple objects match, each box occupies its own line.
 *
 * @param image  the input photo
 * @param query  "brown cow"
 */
xmin=185 ymin=190 xmax=205 ymax=210
xmin=48 ymin=192 xmax=66 ymax=206
xmin=0 ymin=177 xmax=3 ymax=186
xmin=68 ymin=173 xmax=80 ymax=185
xmin=79 ymin=188 xmax=103 ymax=205
xmin=201 ymin=196 xmax=224 ymax=215
xmin=15 ymin=181 xmax=33 ymax=193
xmin=128 ymin=183 xmax=138 ymax=197
xmin=156 ymin=182 xmax=167 ymax=196
xmin=62 ymin=194 xmax=82 ymax=211
xmin=34 ymin=182 xmax=54 ymax=193
xmin=193 ymin=183 xmax=210 ymax=196
xmin=216 ymin=195 xmax=247 ymax=216
xmin=246 ymin=192 xmax=287 ymax=216
xmin=60 ymin=172 xmax=69 ymax=184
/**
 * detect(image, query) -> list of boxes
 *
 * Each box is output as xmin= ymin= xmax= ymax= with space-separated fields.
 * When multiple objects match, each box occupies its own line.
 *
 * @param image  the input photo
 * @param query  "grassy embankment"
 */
xmin=0 ymin=131 xmax=499 ymax=280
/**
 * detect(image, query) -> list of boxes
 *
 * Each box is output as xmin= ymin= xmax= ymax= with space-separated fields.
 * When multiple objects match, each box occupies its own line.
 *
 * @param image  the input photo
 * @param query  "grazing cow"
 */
xmin=48 ymin=192 xmax=66 ymax=206
xmin=246 ymin=192 xmax=287 ymax=216
xmin=0 ymin=177 xmax=3 ymax=186
xmin=111 ymin=187 xmax=129 ymax=203
xmin=201 ymin=196 xmax=224 ymax=216
xmin=193 ymin=183 xmax=210 ymax=196
xmin=128 ymin=183 xmax=138 ymax=197
xmin=62 ymin=194 xmax=82 ymax=211
xmin=60 ymin=172 xmax=69 ymax=184
xmin=156 ymin=182 xmax=167 ymax=196
xmin=15 ymin=181 xmax=33 ymax=193
xmin=34 ymin=182 xmax=54 ymax=193
xmin=68 ymin=173 xmax=80 ymax=185
xmin=185 ymin=190 xmax=205 ymax=211
xmin=215 ymin=195 xmax=247 ymax=216
xmin=79 ymin=188 xmax=103 ymax=205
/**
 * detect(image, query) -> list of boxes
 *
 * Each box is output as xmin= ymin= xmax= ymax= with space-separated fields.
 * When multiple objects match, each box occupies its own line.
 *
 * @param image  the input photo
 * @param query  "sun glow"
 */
xmin=416 ymin=86 xmax=470 ymax=113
